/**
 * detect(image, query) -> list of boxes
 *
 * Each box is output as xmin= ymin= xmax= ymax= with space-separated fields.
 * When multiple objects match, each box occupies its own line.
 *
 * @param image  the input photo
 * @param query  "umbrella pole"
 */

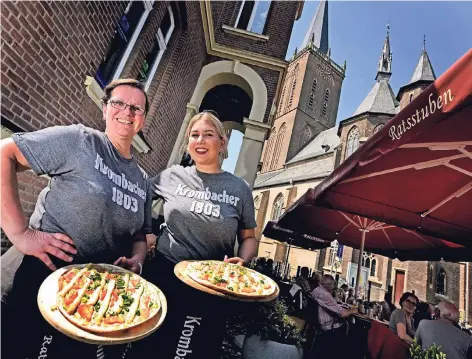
xmin=284 ymin=237 xmax=294 ymax=278
xmin=355 ymin=230 xmax=367 ymax=299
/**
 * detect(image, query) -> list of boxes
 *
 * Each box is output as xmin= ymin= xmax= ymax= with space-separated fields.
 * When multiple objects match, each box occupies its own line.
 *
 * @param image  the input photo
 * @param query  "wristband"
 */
xmin=134 ymin=260 xmax=143 ymax=275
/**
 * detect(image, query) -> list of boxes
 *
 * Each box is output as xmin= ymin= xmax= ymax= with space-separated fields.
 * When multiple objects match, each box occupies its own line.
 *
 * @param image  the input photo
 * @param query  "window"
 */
xmin=235 ymin=1 xmax=271 ymax=34
xmin=138 ymin=4 xmax=175 ymax=91
xmin=270 ymin=123 xmax=286 ymax=170
xmin=288 ymin=79 xmax=297 ymax=109
xmin=362 ymin=252 xmax=376 ymax=277
xmin=299 ymin=125 xmax=312 ymax=148
xmin=285 ymin=64 xmax=299 ymax=111
xmin=278 ymin=85 xmax=286 ymax=115
xmin=308 ymin=79 xmax=317 ymax=108
xmin=95 ymin=1 xmax=153 ymax=88
xmin=262 ymin=128 xmax=276 ymax=172
xmin=370 ymin=259 xmax=377 ymax=277
xmin=345 ymin=126 xmax=360 ymax=159
xmin=254 ymin=196 xmax=260 ymax=210
xmin=373 ymin=123 xmax=384 ymax=134
xmin=436 ymin=268 xmax=446 ymax=295
xmin=321 ymin=89 xmax=330 ymax=117
xmin=271 ymin=194 xmax=284 ymax=221
xmin=428 ymin=265 xmax=433 ymax=286
xmin=409 ymin=94 xmax=414 ymax=103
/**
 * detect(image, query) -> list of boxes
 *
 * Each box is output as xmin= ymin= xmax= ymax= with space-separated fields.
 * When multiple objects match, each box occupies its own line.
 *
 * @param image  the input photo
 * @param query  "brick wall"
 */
xmin=211 ymin=1 xmax=297 ymax=60
xmin=1 ymin=171 xmax=48 ymax=254
xmin=119 ymin=1 xmax=207 ymax=175
xmin=0 ymin=1 xmax=207 ymax=250
xmin=398 ymin=86 xmax=428 ymax=110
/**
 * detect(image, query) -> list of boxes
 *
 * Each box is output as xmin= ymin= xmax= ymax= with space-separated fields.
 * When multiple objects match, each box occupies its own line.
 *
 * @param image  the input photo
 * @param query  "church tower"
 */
xmin=260 ymin=0 xmax=345 ymax=173
xmin=397 ymin=36 xmax=436 ymax=110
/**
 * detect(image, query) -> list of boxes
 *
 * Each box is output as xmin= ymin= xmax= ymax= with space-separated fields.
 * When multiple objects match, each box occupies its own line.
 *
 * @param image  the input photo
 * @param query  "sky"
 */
xmin=222 ymin=1 xmax=472 ymax=173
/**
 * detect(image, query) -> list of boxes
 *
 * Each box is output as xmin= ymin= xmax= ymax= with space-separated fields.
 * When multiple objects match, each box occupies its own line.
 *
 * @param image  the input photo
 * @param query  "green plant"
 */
xmin=409 ymin=338 xmax=447 ymax=359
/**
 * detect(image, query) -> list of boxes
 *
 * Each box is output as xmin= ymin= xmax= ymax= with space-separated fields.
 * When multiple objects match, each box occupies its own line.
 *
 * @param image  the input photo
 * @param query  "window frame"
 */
xmin=234 ymin=1 xmax=271 ymax=34
xmin=271 ymin=194 xmax=285 ymax=221
xmin=104 ymin=1 xmax=155 ymax=87
xmin=345 ymin=126 xmax=360 ymax=159
xmin=141 ymin=5 xmax=175 ymax=91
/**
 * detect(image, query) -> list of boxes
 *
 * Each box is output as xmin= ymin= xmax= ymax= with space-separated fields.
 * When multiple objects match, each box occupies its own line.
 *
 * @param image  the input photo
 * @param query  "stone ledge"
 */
xmin=222 ymin=25 xmax=269 ymax=42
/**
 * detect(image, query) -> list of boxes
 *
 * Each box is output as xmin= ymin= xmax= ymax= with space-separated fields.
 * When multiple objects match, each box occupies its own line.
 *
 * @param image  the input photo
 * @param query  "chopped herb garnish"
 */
xmin=136 ymin=309 xmax=141 ymax=316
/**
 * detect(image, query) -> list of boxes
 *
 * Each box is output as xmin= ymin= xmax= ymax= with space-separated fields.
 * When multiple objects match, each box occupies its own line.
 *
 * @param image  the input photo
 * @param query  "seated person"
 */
xmin=413 ymin=301 xmax=432 ymax=329
xmin=309 ymin=275 xmax=357 ymax=358
xmin=389 ymin=292 xmax=418 ymax=344
xmin=415 ymin=301 xmax=472 ymax=359
xmin=346 ymin=287 xmax=356 ymax=305
xmin=380 ymin=292 xmax=396 ymax=321
xmin=296 ymin=267 xmax=311 ymax=295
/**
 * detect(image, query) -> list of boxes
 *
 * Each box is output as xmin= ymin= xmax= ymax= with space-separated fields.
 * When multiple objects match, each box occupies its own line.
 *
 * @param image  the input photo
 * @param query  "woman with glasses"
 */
xmin=389 ymin=292 xmax=419 ymax=344
xmin=0 ymin=79 xmax=152 ymax=358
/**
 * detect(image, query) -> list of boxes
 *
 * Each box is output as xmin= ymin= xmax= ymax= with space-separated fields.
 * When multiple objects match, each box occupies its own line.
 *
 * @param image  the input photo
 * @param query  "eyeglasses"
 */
xmin=404 ymin=299 xmax=417 ymax=307
xmin=108 ymin=99 xmax=146 ymax=116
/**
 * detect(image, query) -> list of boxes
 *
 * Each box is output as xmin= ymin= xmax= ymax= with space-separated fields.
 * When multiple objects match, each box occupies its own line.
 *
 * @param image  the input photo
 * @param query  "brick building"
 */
xmin=253 ymin=1 xmax=471 ymax=324
xmin=1 ymin=1 xmax=303 ymax=251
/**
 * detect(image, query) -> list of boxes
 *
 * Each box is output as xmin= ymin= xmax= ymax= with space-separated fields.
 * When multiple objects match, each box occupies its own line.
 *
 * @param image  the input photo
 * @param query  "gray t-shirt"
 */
xmin=389 ymin=308 xmax=416 ymax=337
xmin=415 ymin=319 xmax=472 ymax=359
xmin=151 ymin=165 xmax=256 ymax=263
xmin=9 ymin=124 xmax=152 ymax=264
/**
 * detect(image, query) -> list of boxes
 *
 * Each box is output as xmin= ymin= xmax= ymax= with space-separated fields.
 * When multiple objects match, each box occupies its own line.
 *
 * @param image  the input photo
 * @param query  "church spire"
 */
xmin=409 ymin=35 xmax=436 ymax=84
xmin=301 ymin=0 xmax=329 ymax=54
xmin=375 ymin=23 xmax=392 ymax=82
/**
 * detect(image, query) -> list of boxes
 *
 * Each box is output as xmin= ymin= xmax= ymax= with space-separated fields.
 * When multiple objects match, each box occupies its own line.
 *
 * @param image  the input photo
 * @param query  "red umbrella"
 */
xmin=273 ymin=49 xmax=472 ymax=295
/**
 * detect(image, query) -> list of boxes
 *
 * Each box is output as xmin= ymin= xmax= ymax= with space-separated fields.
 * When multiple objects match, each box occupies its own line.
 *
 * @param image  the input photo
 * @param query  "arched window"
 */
xmin=373 ymin=124 xmax=384 ymax=134
xmin=409 ymin=93 xmax=414 ymax=103
xmin=345 ymin=126 xmax=360 ymax=159
xmin=278 ymin=85 xmax=287 ymax=115
xmin=271 ymin=194 xmax=284 ymax=221
xmin=311 ymin=79 xmax=318 ymax=93
xmin=288 ymin=79 xmax=297 ymax=109
xmin=254 ymin=196 xmax=260 ymax=210
xmin=436 ymin=268 xmax=446 ymax=295
xmin=262 ymin=128 xmax=276 ymax=172
xmin=270 ymin=123 xmax=287 ymax=170
xmin=321 ymin=89 xmax=330 ymax=116
xmin=286 ymin=64 xmax=299 ymax=110
xmin=370 ymin=259 xmax=377 ymax=277
xmin=362 ymin=252 xmax=376 ymax=277
xmin=299 ymin=125 xmax=312 ymax=148
xmin=308 ymin=79 xmax=317 ymax=108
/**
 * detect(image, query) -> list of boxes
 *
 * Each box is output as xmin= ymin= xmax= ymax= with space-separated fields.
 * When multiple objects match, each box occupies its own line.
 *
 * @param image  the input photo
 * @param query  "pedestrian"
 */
xmin=1 ymin=78 xmax=152 ymax=359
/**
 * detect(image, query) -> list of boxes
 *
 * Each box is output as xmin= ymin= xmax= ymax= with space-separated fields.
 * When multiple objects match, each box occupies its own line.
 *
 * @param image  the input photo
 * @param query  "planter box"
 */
xmin=242 ymin=335 xmax=303 ymax=359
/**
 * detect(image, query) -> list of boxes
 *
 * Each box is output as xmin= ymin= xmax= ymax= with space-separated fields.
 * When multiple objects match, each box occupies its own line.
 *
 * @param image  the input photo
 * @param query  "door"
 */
xmin=394 ymin=270 xmax=405 ymax=305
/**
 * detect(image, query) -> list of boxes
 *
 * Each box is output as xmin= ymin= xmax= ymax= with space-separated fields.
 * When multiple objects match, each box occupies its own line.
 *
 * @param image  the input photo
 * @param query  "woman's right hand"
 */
xmin=12 ymin=228 xmax=77 ymax=271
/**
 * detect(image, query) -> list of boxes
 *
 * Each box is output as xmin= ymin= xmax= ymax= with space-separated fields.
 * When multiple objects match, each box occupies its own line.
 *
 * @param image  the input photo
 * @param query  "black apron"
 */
xmin=125 ymin=252 xmax=230 ymax=359
xmin=1 ymin=254 xmax=126 ymax=359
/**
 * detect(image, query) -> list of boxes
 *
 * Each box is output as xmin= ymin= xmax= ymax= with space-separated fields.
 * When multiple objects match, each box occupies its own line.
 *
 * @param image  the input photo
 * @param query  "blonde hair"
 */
xmin=180 ymin=111 xmax=229 ymax=161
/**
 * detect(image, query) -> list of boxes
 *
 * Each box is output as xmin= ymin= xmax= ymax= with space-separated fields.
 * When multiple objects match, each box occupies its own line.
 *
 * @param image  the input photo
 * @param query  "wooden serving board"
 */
xmin=174 ymin=261 xmax=279 ymax=303
xmin=37 ymin=265 xmax=167 ymax=345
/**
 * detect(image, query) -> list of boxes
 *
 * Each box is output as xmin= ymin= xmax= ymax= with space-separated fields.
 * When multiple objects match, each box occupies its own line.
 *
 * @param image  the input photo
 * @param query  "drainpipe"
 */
xmin=466 ymin=262 xmax=470 ymax=325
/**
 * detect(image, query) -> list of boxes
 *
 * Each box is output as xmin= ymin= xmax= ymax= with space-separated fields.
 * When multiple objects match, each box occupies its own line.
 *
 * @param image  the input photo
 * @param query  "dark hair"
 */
xmin=101 ymin=79 xmax=149 ymax=114
xmin=300 ymin=267 xmax=309 ymax=277
xmin=413 ymin=302 xmax=432 ymax=328
xmin=341 ymin=284 xmax=348 ymax=290
xmin=399 ymin=292 xmax=418 ymax=307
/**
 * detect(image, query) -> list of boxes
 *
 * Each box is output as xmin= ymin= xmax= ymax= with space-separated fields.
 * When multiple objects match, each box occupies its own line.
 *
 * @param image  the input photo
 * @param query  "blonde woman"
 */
xmin=132 ymin=111 xmax=257 ymax=359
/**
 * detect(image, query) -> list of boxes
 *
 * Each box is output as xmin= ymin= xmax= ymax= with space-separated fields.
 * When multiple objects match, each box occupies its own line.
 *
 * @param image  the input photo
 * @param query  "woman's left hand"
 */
xmin=223 ymin=255 xmax=245 ymax=266
xmin=114 ymin=256 xmax=142 ymax=274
